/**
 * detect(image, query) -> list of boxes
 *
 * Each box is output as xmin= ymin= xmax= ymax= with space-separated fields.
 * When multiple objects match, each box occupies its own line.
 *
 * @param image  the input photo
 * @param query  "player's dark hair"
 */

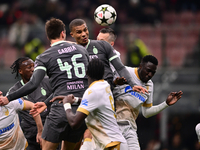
xmin=10 ymin=57 xmax=30 ymax=79
xmin=99 ymin=28 xmax=117 ymax=42
xmin=45 ymin=18 xmax=65 ymax=41
xmin=69 ymin=19 xmax=86 ymax=32
xmin=141 ymin=55 xmax=158 ymax=66
xmin=87 ymin=58 xmax=104 ymax=80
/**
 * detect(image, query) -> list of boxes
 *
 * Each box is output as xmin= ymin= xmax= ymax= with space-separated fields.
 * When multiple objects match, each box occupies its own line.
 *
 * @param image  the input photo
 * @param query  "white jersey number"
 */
xmin=57 ymin=54 xmax=86 ymax=78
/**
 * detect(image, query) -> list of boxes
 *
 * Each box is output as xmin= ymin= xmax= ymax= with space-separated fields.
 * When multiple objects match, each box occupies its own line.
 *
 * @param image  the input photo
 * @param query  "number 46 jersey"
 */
xmin=34 ymin=41 xmax=89 ymax=98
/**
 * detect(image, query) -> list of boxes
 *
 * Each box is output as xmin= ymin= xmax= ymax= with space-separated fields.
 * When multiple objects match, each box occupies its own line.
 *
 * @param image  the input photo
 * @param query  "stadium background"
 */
xmin=0 ymin=0 xmax=200 ymax=149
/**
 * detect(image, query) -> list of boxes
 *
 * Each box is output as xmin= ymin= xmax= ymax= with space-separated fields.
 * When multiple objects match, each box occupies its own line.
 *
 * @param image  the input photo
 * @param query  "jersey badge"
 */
xmin=2 ymin=107 xmax=9 ymax=116
xmin=88 ymin=90 xmax=92 ymax=95
xmin=81 ymin=99 xmax=88 ymax=106
xmin=41 ymin=87 xmax=47 ymax=96
xmin=93 ymin=46 xmax=98 ymax=54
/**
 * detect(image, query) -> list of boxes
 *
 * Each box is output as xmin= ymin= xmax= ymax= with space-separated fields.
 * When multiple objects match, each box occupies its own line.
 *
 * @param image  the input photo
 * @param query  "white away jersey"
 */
xmin=0 ymin=99 xmax=27 ymax=150
xmin=113 ymin=67 xmax=153 ymax=130
xmin=77 ymin=80 xmax=126 ymax=149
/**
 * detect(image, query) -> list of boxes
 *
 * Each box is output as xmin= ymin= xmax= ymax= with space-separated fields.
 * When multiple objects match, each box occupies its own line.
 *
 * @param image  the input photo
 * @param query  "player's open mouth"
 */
xmin=82 ymin=38 xmax=88 ymax=42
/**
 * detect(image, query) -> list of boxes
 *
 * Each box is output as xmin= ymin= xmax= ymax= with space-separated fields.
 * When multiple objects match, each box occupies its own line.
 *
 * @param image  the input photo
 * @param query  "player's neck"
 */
xmin=50 ymin=39 xmax=65 ymax=46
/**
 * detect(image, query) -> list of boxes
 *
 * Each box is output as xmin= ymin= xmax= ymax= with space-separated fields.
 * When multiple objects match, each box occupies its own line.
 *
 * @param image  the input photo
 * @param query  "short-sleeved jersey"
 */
xmin=34 ymin=41 xmax=89 ymax=99
xmin=0 ymin=99 xmax=27 ymax=150
xmin=85 ymin=40 xmax=119 ymax=86
xmin=113 ymin=67 xmax=153 ymax=130
xmin=77 ymin=80 xmax=126 ymax=149
xmin=6 ymin=77 xmax=52 ymax=138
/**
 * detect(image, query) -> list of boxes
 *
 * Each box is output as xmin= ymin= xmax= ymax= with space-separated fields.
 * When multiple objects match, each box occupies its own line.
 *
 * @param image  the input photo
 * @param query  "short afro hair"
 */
xmin=86 ymin=58 xmax=104 ymax=80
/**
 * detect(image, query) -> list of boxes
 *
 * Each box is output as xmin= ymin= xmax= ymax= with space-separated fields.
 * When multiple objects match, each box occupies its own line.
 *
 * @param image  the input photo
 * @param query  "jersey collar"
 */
xmin=89 ymin=79 xmax=104 ymax=88
xmin=51 ymin=41 xmax=66 ymax=47
xmin=20 ymin=80 xmax=25 ymax=86
xmin=85 ymin=39 xmax=90 ymax=49
xmin=134 ymin=68 xmax=141 ymax=80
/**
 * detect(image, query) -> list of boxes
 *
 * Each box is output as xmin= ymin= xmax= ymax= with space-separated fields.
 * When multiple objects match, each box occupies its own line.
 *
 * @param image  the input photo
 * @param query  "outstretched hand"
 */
xmin=50 ymin=95 xmax=66 ymax=103
xmin=166 ymin=91 xmax=183 ymax=106
xmin=132 ymin=85 xmax=148 ymax=94
xmin=29 ymin=102 xmax=47 ymax=117
xmin=50 ymin=94 xmax=76 ymax=104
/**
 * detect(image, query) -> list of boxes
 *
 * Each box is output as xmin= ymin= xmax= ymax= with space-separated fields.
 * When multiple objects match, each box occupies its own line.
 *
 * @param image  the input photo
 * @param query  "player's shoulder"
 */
xmin=41 ymin=76 xmax=50 ymax=83
xmin=89 ymin=80 xmax=109 ymax=92
xmin=146 ymin=79 xmax=154 ymax=88
xmin=7 ymin=81 xmax=22 ymax=95
xmin=7 ymin=98 xmax=24 ymax=109
xmin=90 ymin=39 xmax=110 ymax=47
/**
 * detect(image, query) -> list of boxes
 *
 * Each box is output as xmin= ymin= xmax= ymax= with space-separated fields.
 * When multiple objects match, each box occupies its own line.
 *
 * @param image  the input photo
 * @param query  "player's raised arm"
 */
xmin=110 ymin=57 xmax=148 ymax=94
xmin=22 ymin=99 xmax=43 ymax=147
xmin=142 ymin=91 xmax=183 ymax=118
xmin=62 ymin=94 xmax=87 ymax=129
xmin=0 ymin=69 xmax=46 ymax=106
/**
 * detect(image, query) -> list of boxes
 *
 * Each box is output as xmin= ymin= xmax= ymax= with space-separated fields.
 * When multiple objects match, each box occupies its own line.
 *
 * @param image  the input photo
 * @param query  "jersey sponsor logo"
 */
xmin=125 ymin=86 xmax=147 ymax=102
xmin=67 ymin=81 xmax=84 ymax=90
xmin=0 ymin=122 xmax=14 ymax=135
xmin=81 ymin=99 xmax=88 ymax=106
xmin=58 ymin=46 xmax=77 ymax=54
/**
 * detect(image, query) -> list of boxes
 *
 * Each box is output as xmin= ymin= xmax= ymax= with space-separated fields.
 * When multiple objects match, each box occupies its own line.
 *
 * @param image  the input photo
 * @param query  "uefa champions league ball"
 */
xmin=94 ymin=4 xmax=117 ymax=26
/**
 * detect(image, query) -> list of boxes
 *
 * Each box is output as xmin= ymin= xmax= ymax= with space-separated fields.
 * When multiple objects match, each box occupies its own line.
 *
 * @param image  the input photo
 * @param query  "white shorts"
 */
xmin=118 ymin=121 xmax=140 ymax=150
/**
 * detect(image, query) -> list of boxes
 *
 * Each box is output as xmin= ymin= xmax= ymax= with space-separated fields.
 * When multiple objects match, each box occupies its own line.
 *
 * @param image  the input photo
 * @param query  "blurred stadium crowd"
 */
xmin=0 ymin=0 xmax=200 ymax=68
xmin=0 ymin=0 xmax=200 ymax=150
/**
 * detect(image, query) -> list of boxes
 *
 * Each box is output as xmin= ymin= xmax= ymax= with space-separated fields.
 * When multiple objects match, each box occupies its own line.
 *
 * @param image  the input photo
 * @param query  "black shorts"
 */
xmin=42 ymin=101 xmax=87 ymax=143
xmin=26 ymin=135 xmax=41 ymax=150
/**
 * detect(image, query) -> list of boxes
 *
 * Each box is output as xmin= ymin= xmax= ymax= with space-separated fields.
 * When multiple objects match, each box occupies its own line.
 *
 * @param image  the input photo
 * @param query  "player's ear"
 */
xmin=110 ymin=41 xmax=114 ymax=46
xmin=18 ymin=68 xmax=23 ymax=74
xmin=139 ymin=63 xmax=142 ymax=69
xmin=70 ymin=32 xmax=74 ymax=37
xmin=60 ymin=31 xmax=65 ymax=38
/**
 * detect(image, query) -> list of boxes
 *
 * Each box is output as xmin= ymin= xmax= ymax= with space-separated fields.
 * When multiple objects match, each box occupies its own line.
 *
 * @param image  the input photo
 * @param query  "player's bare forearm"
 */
xmin=29 ymin=102 xmax=47 ymax=117
xmin=65 ymin=110 xmax=87 ymax=130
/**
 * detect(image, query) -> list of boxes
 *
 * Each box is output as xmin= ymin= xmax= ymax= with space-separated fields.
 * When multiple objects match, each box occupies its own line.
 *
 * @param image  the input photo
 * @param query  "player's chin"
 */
xmin=81 ymin=40 xmax=88 ymax=45
xmin=142 ymin=78 xmax=149 ymax=83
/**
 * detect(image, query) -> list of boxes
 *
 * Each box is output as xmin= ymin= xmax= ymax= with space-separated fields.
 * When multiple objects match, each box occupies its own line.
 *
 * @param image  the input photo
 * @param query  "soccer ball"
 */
xmin=94 ymin=4 xmax=117 ymax=26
